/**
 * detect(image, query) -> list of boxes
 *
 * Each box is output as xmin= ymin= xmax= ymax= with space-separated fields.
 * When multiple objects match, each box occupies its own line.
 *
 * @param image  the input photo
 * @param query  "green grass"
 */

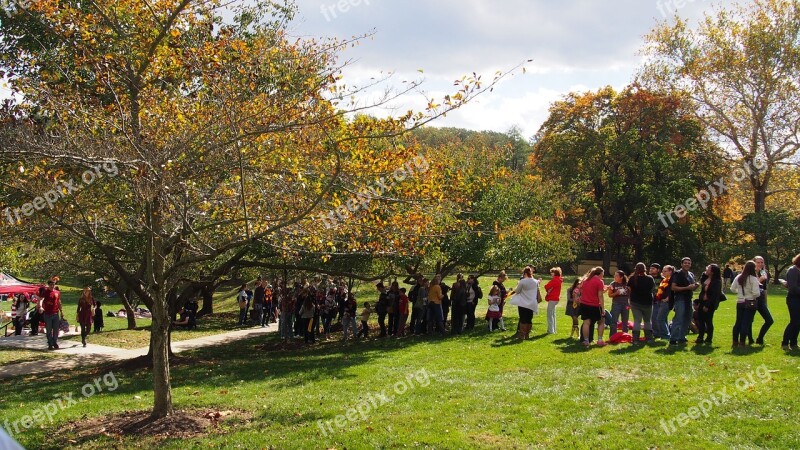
xmin=0 ymin=347 xmax=64 ymax=366
xmin=1 ymin=277 xmax=797 ymax=449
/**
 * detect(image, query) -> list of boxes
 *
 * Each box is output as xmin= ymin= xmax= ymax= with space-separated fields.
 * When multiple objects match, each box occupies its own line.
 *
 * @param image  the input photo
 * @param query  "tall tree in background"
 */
xmin=533 ymin=85 xmax=722 ymax=271
xmin=642 ymin=0 xmax=800 ymax=247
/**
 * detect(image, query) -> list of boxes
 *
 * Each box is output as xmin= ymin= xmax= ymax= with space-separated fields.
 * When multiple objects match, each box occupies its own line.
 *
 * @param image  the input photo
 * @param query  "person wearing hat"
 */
xmin=41 ymin=277 xmax=64 ymax=349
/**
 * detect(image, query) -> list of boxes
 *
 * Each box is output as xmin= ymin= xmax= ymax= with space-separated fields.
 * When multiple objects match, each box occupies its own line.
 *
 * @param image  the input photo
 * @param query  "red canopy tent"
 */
xmin=0 ymin=273 xmax=44 ymax=297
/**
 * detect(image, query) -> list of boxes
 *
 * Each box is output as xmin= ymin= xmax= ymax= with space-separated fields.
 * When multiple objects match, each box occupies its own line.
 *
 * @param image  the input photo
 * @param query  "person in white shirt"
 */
xmin=730 ymin=260 xmax=761 ymax=349
xmin=509 ymin=267 xmax=540 ymax=340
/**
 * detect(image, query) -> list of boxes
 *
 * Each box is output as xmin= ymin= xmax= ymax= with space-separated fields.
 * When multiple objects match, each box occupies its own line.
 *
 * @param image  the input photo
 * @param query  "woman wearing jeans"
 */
xmin=627 ymin=263 xmax=655 ymax=344
xmin=731 ymin=261 xmax=760 ymax=348
xmin=781 ymin=254 xmax=800 ymax=351
xmin=40 ymin=278 xmax=64 ymax=350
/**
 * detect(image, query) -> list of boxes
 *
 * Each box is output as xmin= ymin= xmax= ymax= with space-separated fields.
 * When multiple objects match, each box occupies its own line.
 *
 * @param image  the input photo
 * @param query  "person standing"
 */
xmin=387 ymin=281 xmax=400 ymax=336
xmin=565 ymin=279 xmax=580 ymax=338
xmin=696 ymin=264 xmax=722 ymax=345
xmin=544 ymin=268 xmax=563 ymax=335
xmin=508 ymin=267 xmax=540 ymax=340
xmin=397 ymin=287 xmax=409 ymax=337
xmin=464 ymin=275 xmax=483 ymax=331
xmin=492 ymin=271 xmax=509 ymax=331
xmin=575 ymin=267 xmax=605 ymax=347
xmin=753 ymin=256 xmax=774 ymax=345
xmin=236 ymin=284 xmax=249 ymax=326
xmin=731 ymin=260 xmax=760 ymax=348
xmin=253 ymin=280 xmax=266 ymax=327
xmin=450 ymin=276 xmax=467 ymax=335
xmin=780 ymin=254 xmax=800 ymax=351
xmin=41 ymin=278 xmax=64 ymax=350
xmin=76 ymin=287 xmax=95 ymax=347
xmin=628 ymin=263 xmax=656 ymax=344
xmin=723 ymin=264 xmax=734 ymax=291
xmin=607 ymin=270 xmax=630 ymax=336
xmin=652 ymin=265 xmax=674 ymax=341
xmin=341 ymin=293 xmax=359 ymax=341
xmin=670 ymin=258 xmax=699 ymax=346
xmin=410 ymin=278 xmax=428 ymax=335
xmin=12 ymin=293 xmax=29 ymax=336
xmin=427 ymin=275 xmax=446 ymax=335
xmin=375 ymin=282 xmax=389 ymax=337
xmin=299 ymin=294 xmax=316 ymax=344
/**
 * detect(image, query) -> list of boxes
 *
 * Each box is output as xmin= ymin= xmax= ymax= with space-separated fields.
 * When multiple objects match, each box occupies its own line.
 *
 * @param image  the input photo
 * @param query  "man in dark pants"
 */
xmin=465 ymin=275 xmax=483 ymax=330
xmin=375 ymin=282 xmax=389 ymax=337
xmin=754 ymin=256 xmax=774 ymax=345
xmin=440 ymin=281 xmax=451 ymax=329
xmin=450 ymin=278 xmax=466 ymax=335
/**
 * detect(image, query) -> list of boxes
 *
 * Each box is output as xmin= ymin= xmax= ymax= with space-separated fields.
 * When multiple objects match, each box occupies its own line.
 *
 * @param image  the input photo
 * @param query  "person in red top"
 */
xmin=76 ymin=286 xmax=95 ymax=347
xmin=41 ymin=277 xmax=64 ymax=350
xmin=544 ymin=267 xmax=563 ymax=334
xmin=579 ymin=267 xmax=607 ymax=347
xmin=396 ymin=288 xmax=410 ymax=337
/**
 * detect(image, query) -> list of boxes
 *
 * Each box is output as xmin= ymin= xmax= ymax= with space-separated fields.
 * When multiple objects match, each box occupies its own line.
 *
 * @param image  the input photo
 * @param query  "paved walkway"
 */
xmin=0 ymin=326 xmax=275 ymax=379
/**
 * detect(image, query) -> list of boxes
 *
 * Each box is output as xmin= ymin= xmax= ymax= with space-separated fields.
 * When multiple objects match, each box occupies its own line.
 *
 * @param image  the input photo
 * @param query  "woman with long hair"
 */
xmin=508 ymin=267 xmax=540 ymax=340
xmin=731 ymin=261 xmax=760 ymax=348
xmin=565 ymin=279 xmax=581 ymax=338
xmin=696 ymin=264 xmax=722 ymax=345
xmin=627 ymin=263 xmax=655 ymax=344
xmin=578 ymin=267 xmax=606 ymax=347
xmin=76 ymin=286 xmax=95 ymax=347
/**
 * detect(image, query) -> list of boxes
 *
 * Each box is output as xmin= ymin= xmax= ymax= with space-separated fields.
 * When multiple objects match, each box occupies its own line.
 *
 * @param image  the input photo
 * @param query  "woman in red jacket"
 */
xmin=76 ymin=286 xmax=95 ymax=347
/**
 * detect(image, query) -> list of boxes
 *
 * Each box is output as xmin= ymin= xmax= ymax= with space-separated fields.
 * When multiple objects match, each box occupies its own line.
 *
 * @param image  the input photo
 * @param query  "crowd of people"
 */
xmin=8 ymin=278 xmax=104 ymax=348
xmin=235 ymin=253 xmax=800 ymax=352
xmin=565 ymin=254 xmax=800 ymax=350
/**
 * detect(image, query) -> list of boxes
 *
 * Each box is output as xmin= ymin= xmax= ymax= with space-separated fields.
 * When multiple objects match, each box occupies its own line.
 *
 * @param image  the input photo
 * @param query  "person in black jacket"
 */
xmin=450 ymin=276 xmax=467 ymax=335
xmin=464 ymin=275 xmax=483 ymax=330
xmin=375 ymin=282 xmax=389 ymax=337
xmin=696 ymin=264 xmax=722 ymax=344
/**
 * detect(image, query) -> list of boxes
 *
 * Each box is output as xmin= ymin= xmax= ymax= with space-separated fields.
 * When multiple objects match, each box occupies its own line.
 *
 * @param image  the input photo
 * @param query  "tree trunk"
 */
xmin=121 ymin=289 xmax=137 ymax=330
xmin=602 ymin=248 xmax=612 ymax=274
xmin=197 ymin=285 xmax=214 ymax=317
xmin=754 ymin=187 xmax=768 ymax=248
xmin=150 ymin=295 xmax=173 ymax=419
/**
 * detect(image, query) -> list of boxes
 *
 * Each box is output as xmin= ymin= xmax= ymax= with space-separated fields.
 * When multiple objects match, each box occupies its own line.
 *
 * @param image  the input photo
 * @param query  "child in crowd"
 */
xmin=397 ymin=288 xmax=409 ymax=337
xmin=566 ymin=279 xmax=580 ymax=338
xmin=359 ymin=302 xmax=373 ymax=338
xmin=93 ymin=301 xmax=104 ymax=333
xmin=607 ymin=271 xmax=630 ymax=335
xmin=341 ymin=293 xmax=359 ymax=341
xmin=544 ymin=267 xmax=563 ymax=334
xmin=486 ymin=285 xmax=502 ymax=331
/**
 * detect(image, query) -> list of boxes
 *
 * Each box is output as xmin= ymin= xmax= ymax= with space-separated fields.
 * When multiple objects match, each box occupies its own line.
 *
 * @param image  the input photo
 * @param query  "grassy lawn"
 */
xmin=50 ymin=281 xmax=244 ymax=349
xmin=1 ymin=277 xmax=797 ymax=449
xmin=0 ymin=347 xmax=64 ymax=366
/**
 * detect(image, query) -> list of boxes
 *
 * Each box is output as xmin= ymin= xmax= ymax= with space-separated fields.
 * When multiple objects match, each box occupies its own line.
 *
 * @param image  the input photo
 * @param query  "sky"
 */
xmin=286 ymin=0 xmax=734 ymax=138
xmin=0 ymin=0 xmax=739 ymax=138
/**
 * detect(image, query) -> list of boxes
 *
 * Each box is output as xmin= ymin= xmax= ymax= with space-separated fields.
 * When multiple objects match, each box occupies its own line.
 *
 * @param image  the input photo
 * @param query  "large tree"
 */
xmin=0 ymin=0 xmax=510 ymax=419
xmin=533 ymin=85 xmax=723 ymax=271
xmin=642 ymin=0 xmax=800 ymax=246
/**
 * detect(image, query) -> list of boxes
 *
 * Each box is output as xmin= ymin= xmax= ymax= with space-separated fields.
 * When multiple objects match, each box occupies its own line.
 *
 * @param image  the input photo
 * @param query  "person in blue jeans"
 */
xmin=753 ymin=256 xmax=774 ymax=345
xmin=670 ymin=258 xmax=699 ymax=345
xmin=780 ymin=254 xmax=800 ymax=351
xmin=651 ymin=264 xmax=673 ymax=340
